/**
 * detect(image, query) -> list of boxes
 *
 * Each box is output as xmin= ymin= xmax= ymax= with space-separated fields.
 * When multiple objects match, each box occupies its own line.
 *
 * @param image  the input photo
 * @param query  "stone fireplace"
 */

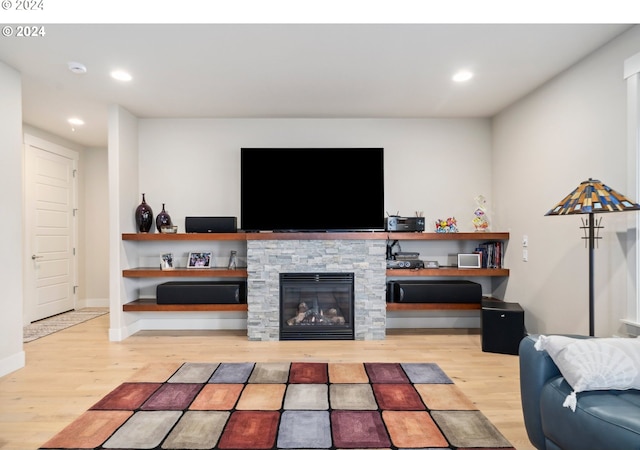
xmin=246 ymin=239 xmax=387 ymax=341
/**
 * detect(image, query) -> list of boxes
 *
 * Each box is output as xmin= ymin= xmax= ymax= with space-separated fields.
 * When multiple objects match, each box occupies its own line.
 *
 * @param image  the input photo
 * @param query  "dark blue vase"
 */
xmin=156 ymin=203 xmax=173 ymax=232
xmin=135 ymin=193 xmax=153 ymax=233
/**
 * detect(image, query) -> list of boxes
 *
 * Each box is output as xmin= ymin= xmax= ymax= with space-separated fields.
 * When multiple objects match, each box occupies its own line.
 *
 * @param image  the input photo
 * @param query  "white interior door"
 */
xmin=24 ymin=137 xmax=78 ymax=323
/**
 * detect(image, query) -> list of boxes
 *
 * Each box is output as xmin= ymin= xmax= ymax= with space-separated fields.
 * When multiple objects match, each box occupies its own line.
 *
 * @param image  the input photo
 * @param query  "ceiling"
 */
xmin=0 ymin=23 xmax=634 ymax=148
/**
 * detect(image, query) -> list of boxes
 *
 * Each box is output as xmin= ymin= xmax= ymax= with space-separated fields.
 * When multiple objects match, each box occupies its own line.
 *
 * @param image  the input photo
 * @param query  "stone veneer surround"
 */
xmin=246 ymin=239 xmax=387 ymax=341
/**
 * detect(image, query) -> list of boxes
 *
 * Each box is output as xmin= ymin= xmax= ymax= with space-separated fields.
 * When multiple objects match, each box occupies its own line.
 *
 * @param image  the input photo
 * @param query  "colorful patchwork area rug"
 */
xmin=40 ymin=361 xmax=514 ymax=449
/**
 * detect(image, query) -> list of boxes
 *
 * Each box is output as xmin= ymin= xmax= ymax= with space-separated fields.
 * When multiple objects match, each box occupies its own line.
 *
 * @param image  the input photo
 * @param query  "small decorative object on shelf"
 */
xmin=156 ymin=203 xmax=173 ymax=232
xmin=472 ymin=195 xmax=490 ymax=231
xmin=435 ymin=217 xmax=458 ymax=233
xmin=160 ymin=253 xmax=174 ymax=270
xmin=135 ymin=193 xmax=153 ymax=233
xmin=228 ymin=250 xmax=237 ymax=269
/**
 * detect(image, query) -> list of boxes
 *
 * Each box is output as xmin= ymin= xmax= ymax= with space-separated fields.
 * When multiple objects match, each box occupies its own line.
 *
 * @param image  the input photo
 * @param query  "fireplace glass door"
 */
xmin=280 ymin=272 xmax=354 ymax=340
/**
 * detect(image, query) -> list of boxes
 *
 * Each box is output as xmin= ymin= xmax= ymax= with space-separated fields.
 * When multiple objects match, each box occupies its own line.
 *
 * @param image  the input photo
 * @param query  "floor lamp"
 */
xmin=546 ymin=178 xmax=640 ymax=336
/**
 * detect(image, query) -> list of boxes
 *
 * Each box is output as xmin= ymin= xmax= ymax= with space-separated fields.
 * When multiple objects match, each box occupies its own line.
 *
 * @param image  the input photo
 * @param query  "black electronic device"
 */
xmin=185 ymin=216 xmax=237 ymax=233
xmin=481 ymin=299 xmax=526 ymax=355
xmin=394 ymin=251 xmax=420 ymax=259
xmin=385 ymin=216 xmax=425 ymax=232
xmin=386 ymin=280 xmax=482 ymax=303
xmin=240 ymin=148 xmax=385 ymax=232
xmin=386 ymin=259 xmax=424 ymax=269
xmin=157 ymin=281 xmax=247 ymax=304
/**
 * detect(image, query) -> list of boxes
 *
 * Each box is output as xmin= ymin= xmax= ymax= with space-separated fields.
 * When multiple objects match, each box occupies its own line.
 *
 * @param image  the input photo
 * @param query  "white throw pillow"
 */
xmin=535 ymin=335 xmax=640 ymax=411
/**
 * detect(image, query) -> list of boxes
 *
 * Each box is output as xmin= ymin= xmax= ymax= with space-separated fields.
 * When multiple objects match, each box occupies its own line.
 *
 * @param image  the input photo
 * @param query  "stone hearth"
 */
xmin=246 ymin=239 xmax=387 ymax=341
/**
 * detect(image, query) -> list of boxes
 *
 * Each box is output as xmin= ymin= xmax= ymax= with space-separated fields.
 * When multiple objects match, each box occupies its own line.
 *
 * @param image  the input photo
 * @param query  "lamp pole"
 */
xmin=588 ymin=212 xmax=595 ymax=337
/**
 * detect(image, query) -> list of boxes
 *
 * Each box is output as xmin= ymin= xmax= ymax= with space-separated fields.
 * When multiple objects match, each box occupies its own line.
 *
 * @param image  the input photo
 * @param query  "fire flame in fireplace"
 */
xmin=286 ymin=300 xmax=346 ymax=326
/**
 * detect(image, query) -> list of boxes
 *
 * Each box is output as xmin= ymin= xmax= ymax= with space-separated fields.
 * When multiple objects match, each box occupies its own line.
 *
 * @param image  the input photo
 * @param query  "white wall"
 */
xmin=0 ymin=62 xmax=25 ymax=377
xmin=492 ymin=25 xmax=640 ymax=337
xmin=137 ymin=118 xmax=493 ymax=232
xmin=81 ymin=147 xmax=109 ymax=307
xmin=108 ymin=105 xmax=142 ymax=340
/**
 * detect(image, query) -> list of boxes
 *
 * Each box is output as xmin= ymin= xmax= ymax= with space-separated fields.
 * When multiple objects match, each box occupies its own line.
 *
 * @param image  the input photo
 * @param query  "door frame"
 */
xmin=23 ymin=134 xmax=79 ymax=325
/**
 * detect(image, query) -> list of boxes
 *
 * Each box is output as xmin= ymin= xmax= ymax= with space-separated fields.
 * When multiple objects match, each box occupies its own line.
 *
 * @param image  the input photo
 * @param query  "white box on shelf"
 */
xmin=458 ymin=253 xmax=481 ymax=269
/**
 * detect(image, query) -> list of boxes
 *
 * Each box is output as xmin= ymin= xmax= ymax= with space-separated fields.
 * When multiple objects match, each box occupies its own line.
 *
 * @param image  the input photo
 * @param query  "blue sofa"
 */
xmin=519 ymin=334 xmax=640 ymax=450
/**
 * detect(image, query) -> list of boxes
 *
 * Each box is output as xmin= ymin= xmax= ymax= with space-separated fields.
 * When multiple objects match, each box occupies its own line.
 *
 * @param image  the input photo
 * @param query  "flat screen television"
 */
xmin=241 ymin=147 xmax=385 ymax=232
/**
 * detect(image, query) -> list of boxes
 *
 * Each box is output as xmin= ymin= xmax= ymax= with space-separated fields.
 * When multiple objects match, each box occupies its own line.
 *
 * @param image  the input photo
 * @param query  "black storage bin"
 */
xmin=481 ymin=299 xmax=526 ymax=355
xmin=386 ymin=280 xmax=482 ymax=303
xmin=156 ymin=281 xmax=246 ymax=304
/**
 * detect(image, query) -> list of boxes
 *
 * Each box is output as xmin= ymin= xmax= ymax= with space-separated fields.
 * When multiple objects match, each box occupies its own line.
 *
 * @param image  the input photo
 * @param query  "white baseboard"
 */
xmin=138 ymin=317 xmax=247 ymax=331
xmin=78 ymin=297 xmax=109 ymax=309
xmin=0 ymin=351 xmax=25 ymax=377
xmin=386 ymin=311 xmax=480 ymax=329
xmin=109 ymin=320 xmax=142 ymax=342
xmin=108 ymin=311 xmax=480 ymax=341
xmin=386 ymin=317 xmax=481 ymax=328
xmin=109 ymin=313 xmax=247 ymax=341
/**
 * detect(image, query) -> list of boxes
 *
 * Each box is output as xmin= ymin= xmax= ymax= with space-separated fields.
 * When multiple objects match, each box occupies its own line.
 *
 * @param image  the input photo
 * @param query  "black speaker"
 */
xmin=156 ymin=281 xmax=246 ymax=304
xmin=185 ymin=216 xmax=237 ymax=233
xmin=481 ymin=299 xmax=526 ymax=355
xmin=386 ymin=280 xmax=482 ymax=303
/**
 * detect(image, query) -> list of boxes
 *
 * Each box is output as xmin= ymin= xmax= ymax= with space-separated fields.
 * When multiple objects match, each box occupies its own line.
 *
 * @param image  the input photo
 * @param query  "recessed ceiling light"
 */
xmin=68 ymin=117 xmax=85 ymax=126
xmin=110 ymin=70 xmax=132 ymax=82
xmin=452 ymin=70 xmax=474 ymax=83
xmin=68 ymin=61 xmax=87 ymax=74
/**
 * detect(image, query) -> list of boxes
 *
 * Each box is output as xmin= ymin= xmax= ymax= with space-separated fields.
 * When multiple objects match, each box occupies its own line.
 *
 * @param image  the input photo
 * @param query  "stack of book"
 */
xmin=475 ymin=241 xmax=503 ymax=268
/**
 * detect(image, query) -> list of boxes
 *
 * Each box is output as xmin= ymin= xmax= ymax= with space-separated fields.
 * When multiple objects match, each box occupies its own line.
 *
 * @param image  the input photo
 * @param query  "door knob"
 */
xmin=31 ymin=254 xmax=43 ymax=260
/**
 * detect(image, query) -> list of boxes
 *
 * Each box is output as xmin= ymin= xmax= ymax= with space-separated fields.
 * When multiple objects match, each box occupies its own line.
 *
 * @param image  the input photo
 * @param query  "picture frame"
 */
xmin=160 ymin=252 xmax=174 ymax=270
xmin=457 ymin=253 xmax=482 ymax=269
xmin=227 ymin=250 xmax=237 ymax=270
xmin=187 ymin=251 xmax=212 ymax=268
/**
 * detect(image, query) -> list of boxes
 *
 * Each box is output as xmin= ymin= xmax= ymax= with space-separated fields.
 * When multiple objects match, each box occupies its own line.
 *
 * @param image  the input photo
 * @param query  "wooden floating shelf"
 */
xmin=122 ymin=267 xmax=509 ymax=278
xmin=122 ymin=233 xmax=243 ymax=241
xmin=122 ymin=231 xmax=509 ymax=241
xmin=122 ymin=267 xmax=248 ymax=278
xmin=380 ymin=232 xmax=509 ymax=241
xmin=124 ymin=267 xmax=507 ymax=278
xmin=386 ymin=268 xmax=509 ymax=277
xmin=123 ymin=298 xmax=248 ymax=312
xmin=122 ymin=299 xmax=479 ymax=312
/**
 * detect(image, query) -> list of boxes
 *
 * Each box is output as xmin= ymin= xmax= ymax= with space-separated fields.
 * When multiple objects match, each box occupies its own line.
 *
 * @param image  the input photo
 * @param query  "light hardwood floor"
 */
xmin=0 ymin=314 xmax=535 ymax=450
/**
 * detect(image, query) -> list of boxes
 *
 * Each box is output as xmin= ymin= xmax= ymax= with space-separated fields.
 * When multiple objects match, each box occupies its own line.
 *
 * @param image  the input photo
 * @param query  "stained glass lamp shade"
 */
xmin=545 ymin=178 xmax=640 ymax=336
xmin=546 ymin=178 xmax=640 ymax=216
